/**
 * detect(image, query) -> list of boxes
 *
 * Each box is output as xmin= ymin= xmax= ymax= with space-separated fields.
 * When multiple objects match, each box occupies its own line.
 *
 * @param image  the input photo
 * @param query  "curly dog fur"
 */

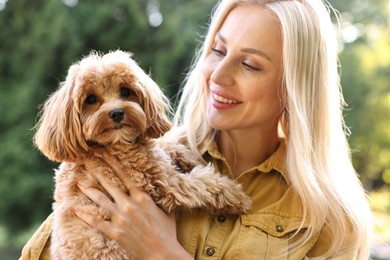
xmin=34 ymin=50 xmax=251 ymax=259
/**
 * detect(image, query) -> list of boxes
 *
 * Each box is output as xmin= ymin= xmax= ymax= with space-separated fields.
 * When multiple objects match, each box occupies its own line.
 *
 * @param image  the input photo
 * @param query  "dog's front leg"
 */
xmin=152 ymin=164 xmax=252 ymax=214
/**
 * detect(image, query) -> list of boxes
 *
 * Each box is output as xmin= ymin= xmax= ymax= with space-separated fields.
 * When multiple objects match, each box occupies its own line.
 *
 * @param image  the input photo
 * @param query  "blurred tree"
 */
xmin=145 ymin=0 xmax=215 ymax=98
xmin=328 ymin=0 xmax=390 ymax=189
xmin=0 ymin=0 xmax=67 ymax=240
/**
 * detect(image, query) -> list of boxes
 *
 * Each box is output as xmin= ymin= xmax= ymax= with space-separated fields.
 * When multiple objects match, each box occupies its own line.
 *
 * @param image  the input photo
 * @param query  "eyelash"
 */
xmin=243 ymin=62 xmax=261 ymax=71
xmin=211 ymin=47 xmax=261 ymax=72
xmin=211 ymin=47 xmax=225 ymax=56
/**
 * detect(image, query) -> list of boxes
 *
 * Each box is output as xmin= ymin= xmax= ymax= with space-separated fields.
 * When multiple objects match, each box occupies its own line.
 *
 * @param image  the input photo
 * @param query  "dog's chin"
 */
xmin=87 ymin=127 xmax=141 ymax=147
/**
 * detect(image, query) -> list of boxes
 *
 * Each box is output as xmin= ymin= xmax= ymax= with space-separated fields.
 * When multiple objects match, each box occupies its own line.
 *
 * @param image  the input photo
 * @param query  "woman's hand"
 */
xmin=74 ymin=152 xmax=192 ymax=260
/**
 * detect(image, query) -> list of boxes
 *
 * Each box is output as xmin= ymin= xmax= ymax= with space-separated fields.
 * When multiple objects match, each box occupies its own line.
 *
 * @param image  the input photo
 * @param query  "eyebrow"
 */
xmin=216 ymin=32 xmax=272 ymax=62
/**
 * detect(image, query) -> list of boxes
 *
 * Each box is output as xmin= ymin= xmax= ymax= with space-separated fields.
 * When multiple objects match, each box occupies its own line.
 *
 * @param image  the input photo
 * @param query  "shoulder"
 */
xmin=20 ymin=214 xmax=53 ymax=260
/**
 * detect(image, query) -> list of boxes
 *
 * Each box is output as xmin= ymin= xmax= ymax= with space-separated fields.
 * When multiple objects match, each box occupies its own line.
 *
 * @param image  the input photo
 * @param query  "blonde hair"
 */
xmin=173 ymin=0 xmax=373 ymax=259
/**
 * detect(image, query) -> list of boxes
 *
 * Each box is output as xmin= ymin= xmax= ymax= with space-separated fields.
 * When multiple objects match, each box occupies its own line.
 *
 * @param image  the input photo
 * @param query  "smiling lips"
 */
xmin=213 ymin=93 xmax=240 ymax=104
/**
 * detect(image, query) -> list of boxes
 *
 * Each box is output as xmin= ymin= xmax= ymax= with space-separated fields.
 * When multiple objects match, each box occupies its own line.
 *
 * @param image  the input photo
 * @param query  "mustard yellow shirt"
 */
xmin=20 ymin=140 xmax=356 ymax=259
xmin=176 ymin=140 xmax=356 ymax=259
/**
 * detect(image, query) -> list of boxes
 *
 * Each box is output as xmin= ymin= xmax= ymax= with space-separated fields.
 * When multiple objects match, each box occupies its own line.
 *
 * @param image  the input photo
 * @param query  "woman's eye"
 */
xmin=85 ymin=94 xmax=98 ymax=104
xmin=243 ymin=62 xmax=261 ymax=71
xmin=120 ymin=86 xmax=133 ymax=98
xmin=211 ymin=47 xmax=225 ymax=56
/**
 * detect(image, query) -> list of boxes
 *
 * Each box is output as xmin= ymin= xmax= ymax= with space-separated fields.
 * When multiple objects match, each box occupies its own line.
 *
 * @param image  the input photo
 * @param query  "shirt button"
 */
xmin=275 ymin=225 xmax=284 ymax=233
xmin=206 ymin=247 xmax=216 ymax=256
xmin=217 ymin=215 xmax=226 ymax=222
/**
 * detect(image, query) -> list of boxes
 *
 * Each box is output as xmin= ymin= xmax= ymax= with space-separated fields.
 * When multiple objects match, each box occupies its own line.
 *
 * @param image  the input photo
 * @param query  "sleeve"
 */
xmin=19 ymin=214 xmax=53 ymax=260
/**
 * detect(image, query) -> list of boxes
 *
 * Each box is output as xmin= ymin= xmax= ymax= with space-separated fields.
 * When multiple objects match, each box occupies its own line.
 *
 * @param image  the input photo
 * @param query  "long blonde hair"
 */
xmin=173 ymin=0 xmax=373 ymax=259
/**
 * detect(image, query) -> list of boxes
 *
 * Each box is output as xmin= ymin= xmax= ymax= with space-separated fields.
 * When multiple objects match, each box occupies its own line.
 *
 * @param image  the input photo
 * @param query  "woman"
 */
xmin=21 ymin=0 xmax=373 ymax=259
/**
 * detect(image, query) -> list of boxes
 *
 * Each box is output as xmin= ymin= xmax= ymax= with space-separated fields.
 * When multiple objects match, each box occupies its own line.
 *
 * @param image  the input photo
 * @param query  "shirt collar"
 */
xmin=205 ymin=139 xmax=289 ymax=184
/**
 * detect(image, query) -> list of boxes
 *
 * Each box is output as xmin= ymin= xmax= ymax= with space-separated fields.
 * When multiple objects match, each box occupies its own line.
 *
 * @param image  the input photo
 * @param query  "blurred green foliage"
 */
xmin=0 ymin=0 xmax=388 ymax=251
xmin=334 ymin=0 xmax=390 ymax=189
xmin=370 ymin=187 xmax=390 ymax=242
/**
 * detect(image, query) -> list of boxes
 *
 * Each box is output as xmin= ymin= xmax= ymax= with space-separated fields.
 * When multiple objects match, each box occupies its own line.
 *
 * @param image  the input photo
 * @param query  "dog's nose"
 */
xmin=109 ymin=109 xmax=125 ymax=123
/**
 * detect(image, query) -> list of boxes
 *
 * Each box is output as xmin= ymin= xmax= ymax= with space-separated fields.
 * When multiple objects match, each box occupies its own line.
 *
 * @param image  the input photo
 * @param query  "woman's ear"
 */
xmin=34 ymin=65 xmax=88 ymax=162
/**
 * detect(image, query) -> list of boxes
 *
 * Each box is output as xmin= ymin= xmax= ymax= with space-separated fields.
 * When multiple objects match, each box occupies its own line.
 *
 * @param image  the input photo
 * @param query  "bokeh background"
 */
xmin=0 ymin=0 xmax=389 ymax=259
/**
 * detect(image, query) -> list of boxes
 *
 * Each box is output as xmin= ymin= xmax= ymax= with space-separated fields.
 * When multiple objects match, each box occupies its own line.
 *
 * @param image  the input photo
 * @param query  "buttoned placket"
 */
xmin=202 ymin=214 xmax=233 ymax=258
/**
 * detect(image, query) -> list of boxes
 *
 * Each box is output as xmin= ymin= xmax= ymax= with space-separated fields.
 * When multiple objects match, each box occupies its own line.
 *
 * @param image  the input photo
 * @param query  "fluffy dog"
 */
xmin=34 ymin=50 xmax=251 ymax=259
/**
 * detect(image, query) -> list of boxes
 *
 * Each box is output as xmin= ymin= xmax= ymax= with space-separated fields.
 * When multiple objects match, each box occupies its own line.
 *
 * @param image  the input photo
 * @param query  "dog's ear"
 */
xmin=144 ymin=94 xmax=172 ymax=138
xmin=136 ymin=71 xmax=171 ymax=138
xmin=34 ymin=64 xmax=89 ymax=162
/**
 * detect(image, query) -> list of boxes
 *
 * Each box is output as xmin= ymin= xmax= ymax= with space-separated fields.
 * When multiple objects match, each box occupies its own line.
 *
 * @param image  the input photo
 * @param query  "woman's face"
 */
xmin=202 ymin=5 xmax=283 ymax=134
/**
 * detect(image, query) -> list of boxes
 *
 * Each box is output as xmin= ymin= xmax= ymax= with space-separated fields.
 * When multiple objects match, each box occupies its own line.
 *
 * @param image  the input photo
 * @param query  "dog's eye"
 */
xmin=120 ymin=87 xmax=133 ymax=98
xmin=86 ymin=94 xmax=98 ymax=104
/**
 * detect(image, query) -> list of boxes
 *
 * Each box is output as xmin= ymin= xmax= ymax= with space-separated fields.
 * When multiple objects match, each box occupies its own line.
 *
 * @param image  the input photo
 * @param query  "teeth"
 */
xmin=213 ymin=93 xmax=239 ymax=104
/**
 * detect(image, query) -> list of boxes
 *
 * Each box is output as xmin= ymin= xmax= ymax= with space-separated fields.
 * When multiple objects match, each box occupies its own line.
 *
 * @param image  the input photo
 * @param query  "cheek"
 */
xmin=80 ymin=110 xmax=90 ymax=125
xmin=80 ymin=107 xmax=100 ymax=130
xmin=244 ymin=84 xmax=283 ymax=113
xmin=243 ymin=75 xmax=281 ymax=100
xmin=201 ymin=63 xmax=211 ymax=99
xmin=79 ymin=111 xmax=91 ymax=135
xmin=201 ymin=55 xmax=215 ymax=83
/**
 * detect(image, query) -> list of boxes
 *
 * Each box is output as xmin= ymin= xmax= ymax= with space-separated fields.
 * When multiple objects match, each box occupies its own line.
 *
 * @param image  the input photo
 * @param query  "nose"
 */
xmin=109 ymin=109 xmax=125 ymax=123
xmin=209 ymin=57 xmax=234 ymax=87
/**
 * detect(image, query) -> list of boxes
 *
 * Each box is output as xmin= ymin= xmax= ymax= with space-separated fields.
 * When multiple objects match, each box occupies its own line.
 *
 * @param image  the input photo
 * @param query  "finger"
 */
xmin=99 ymin=151 xmax=142 ymax=194
xmin=88 ymin=163 xmax=153 ymax=210
xmin=73 ymin=207 xmax=113 ymax=234
xmin=78 ymin=181 xmax=118 ymax=213
xmin=83 ymin=158 xmax=133 ymax=206
xmin=168 ymin=211 xmax=176 ymax=224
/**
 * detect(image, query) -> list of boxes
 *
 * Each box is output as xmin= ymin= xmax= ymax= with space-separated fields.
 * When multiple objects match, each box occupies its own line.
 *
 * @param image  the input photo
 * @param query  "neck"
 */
xmin=218 ymin=127 xmax=280 ymax=178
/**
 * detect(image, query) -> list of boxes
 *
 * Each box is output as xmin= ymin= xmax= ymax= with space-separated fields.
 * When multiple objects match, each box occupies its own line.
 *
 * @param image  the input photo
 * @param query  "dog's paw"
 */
xmin=195 ymin=167 xmax=252 ymax=213
xmin=216 ymin=185 xmax=252 ymax=214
